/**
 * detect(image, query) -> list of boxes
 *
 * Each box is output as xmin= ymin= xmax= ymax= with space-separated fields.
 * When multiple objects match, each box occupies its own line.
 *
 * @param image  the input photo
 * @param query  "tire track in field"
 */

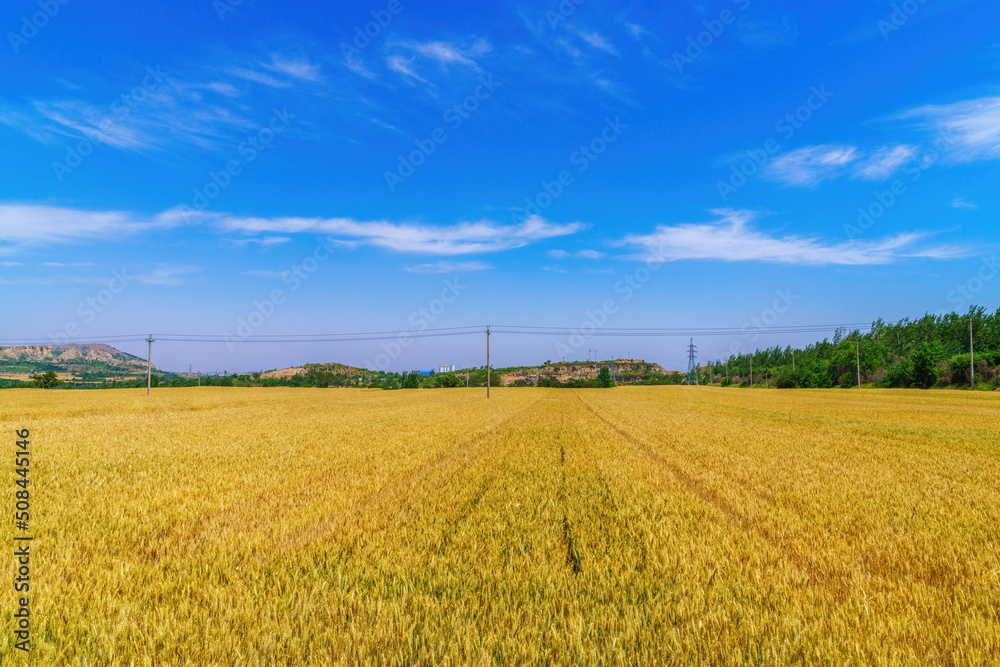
xmin=572 ymin=392 xmax=745 ymax=528
xmin=145 ymin=399 xmax=542 ymax=562
xmin=556 ymin=410 xmax=582 ymax=574
xmin=576 ymin=391 xmax=853 ymax=600
xmin=276 ymin=398 xmax=545 ymax=555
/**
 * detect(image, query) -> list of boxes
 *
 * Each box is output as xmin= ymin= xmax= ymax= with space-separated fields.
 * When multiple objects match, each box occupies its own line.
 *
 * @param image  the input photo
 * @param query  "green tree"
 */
xmin=30 ymin=370 xmax=62 ymax=388
xmin=912 ymin=341 xmax=946 ymax=388
xmin=597 ymin=366 xmax=613 ymax=388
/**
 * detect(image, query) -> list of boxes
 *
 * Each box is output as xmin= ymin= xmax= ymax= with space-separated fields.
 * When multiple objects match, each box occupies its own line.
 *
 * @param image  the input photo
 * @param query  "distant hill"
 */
xmin=499 ymin=360 xmax=672 ymax=385
xmin=0 ymin=343 xmax=149 ymax=382
xmin=260 ymin=359 xmax=675 ymax=387
xmin=261 ymin=362 xmax=367 ymax=379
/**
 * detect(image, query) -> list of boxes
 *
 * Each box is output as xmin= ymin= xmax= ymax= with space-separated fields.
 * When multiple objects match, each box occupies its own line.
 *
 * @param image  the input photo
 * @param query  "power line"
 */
xmin=0 ymin=321 xmax=876 ymax=346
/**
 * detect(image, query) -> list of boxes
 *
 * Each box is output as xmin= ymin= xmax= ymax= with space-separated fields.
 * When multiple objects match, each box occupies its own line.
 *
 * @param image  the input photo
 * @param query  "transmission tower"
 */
xmin=686 ymin=338 xmax=699 ymax=385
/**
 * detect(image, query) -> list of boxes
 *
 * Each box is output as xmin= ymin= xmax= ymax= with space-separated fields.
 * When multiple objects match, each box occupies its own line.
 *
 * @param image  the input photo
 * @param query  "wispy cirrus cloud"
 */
xmin=386 ymin=55 xmax=426 ymax=83
xmin=134 ymin=264 xmax=201 ymax=286
xmin=0 ymin=204 xmax=184 ymax=252
xmin=243 ymin=269 xmax=290 ymax=279
xmin=404 ymin=260 xmax=493 ymax=273
xmin=852 ymin=144 xmax=918 ymax=180
xmin=410 ymin=39 xmax=492 ymax=67
xmin=765 ymin=145 xmax=860 ymax=187
xmin=262 ymin=55 xmax=323 ymax=83
xmin=227 ymin=236 xmax=291 ymax=247
xmin=213 ymin=213 xmax=585 ymax=255
xmin=618 ymin=209 xmax=970 ymax=265
xmin=951 ymin=197 xmax=979 ymax=210
xmin=0 ymin=203 xmax=584 ymax=257
xmin=0 ymin=51 xmax=322 ymax=155
xmin=227 ymin=53 xmax=324 ymax=88
xmin=902 ymin=95 xmax=1000 ymax=162
xmin=385 ymin=39 xmax=492 ymax=82
xmin=576 ymin=30 xmax=618 ymax=56
xmin=548 ymin=249 xmax=606 ymax=259
xmin=766 ymin=143 xmax=917 ymax=186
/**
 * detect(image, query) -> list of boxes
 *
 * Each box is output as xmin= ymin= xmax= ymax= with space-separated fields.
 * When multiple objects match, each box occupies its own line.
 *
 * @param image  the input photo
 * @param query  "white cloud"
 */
xmin=0 ymin=203 xmax=584 ymax=258
xmin=226 ymin=67 xmax=290 ymax=89
xmin=408 ymin=39 xmax=492 ymax=68
xmin=576 ymin=31 xmax=619 ymax=56
xmin=386 ymin=55 xmax=425 ymax=82
xmin=228 ymin=236 xmax=291 ymax=247
xmin=765 ymin=145 xmax=860 ymax=187
xmin=1 ymin=50 xmax=324 ymax=155
xmin=548 ymin=249 xmax=606 ymax=259
xmin=242 ymin=269 xmax=291 ymax=279
xmin=902 ymin=96 xmax=1000 ymax=162
xmin=852 ymin=144 xmax=918 ymax=180
xmin=134 ymin=264 xmax=200 ymax=286
xmin=385 ymin=39 xmax=492 ymax=82
xmin=618 ymin=209 xmax=969 ymax=265
xmin=951 ymin=197 xmax=979 ymax=210
xmin=262 ymin=56 xmax=323 ymax=83
xmin=213 ymin=213 xmax=585 ymax=255
xmin=404 ymin=261 xmax=492 ymax=274
xmin=0 ymin=204 xmax=182 ymax=251
xmin=202 ymin=81 xmax=240 ymax=97
xmin=41 ymin=262 xmax=97 ymax=267
xmin=621 ymin=21 xmax=649 ymax=40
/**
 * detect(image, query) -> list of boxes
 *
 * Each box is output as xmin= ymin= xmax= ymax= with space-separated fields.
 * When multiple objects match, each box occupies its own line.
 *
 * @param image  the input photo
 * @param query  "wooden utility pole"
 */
xmin=970 ymin=319 xmax=975 ymax=388
xmin=792 ymin=350 xmax=795 ymax=372
xmin=749 ymin=358 xmax=753 ymax=386
xmin=856 ymin=339 xmax=861 ymax=388
xmin=146 ymin=334 xmax=154 ymax=396
xmin=486 ymin=326 xmax=491 ymax=399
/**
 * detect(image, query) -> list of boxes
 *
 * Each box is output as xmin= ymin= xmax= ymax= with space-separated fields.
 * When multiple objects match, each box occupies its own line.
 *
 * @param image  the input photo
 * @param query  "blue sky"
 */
xmin=1 ymin=0 xmax=998 ymax=373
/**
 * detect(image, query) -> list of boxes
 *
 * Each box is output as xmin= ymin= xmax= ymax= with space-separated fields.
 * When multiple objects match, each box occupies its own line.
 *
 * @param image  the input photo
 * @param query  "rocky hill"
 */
xmin=499 ymin=359 xmax=671 ymax=385
xmin=0 ymin=343 xmax=149 ymax=380
xmin=261 ymin=362 xmax=367 ymax=379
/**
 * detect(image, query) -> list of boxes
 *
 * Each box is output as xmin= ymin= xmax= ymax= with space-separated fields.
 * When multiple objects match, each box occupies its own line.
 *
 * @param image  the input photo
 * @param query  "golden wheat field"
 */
xmin=1 ymin=386 xmax=999 ymax=665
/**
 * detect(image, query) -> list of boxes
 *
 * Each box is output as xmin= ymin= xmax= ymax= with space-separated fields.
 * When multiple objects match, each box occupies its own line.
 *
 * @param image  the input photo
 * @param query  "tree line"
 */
xmin=708 ymin=306 xmax=1000 ymax=389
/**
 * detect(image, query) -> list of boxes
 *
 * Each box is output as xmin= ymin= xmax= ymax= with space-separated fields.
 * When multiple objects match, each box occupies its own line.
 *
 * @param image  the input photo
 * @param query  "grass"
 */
xmin=2 ymin=386 xmax=999 ymax=664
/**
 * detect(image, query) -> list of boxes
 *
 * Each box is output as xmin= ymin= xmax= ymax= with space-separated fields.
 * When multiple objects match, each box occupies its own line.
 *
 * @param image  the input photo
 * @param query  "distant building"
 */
xmin=438 ymin=364 xmax=456 ymax=373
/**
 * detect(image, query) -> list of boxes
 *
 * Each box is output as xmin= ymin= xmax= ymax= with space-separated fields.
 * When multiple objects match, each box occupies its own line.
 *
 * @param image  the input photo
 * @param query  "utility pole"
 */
xmin=197 ymin=372 xmax=200 ymax=387
xmin=792 ymin=350 xmax=795 ymax=372
xmin=750 ymin=357 xmax=753 ymax=386
xmin=146 ymin=334 xmax=154 ymax=396
xmin=486 ymin=326 xmax=491 ymax=399
xmin=970 ymin=318 xmax=975 ymax=388
xmin=856 ymin=339 xmax=861 ymax=389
